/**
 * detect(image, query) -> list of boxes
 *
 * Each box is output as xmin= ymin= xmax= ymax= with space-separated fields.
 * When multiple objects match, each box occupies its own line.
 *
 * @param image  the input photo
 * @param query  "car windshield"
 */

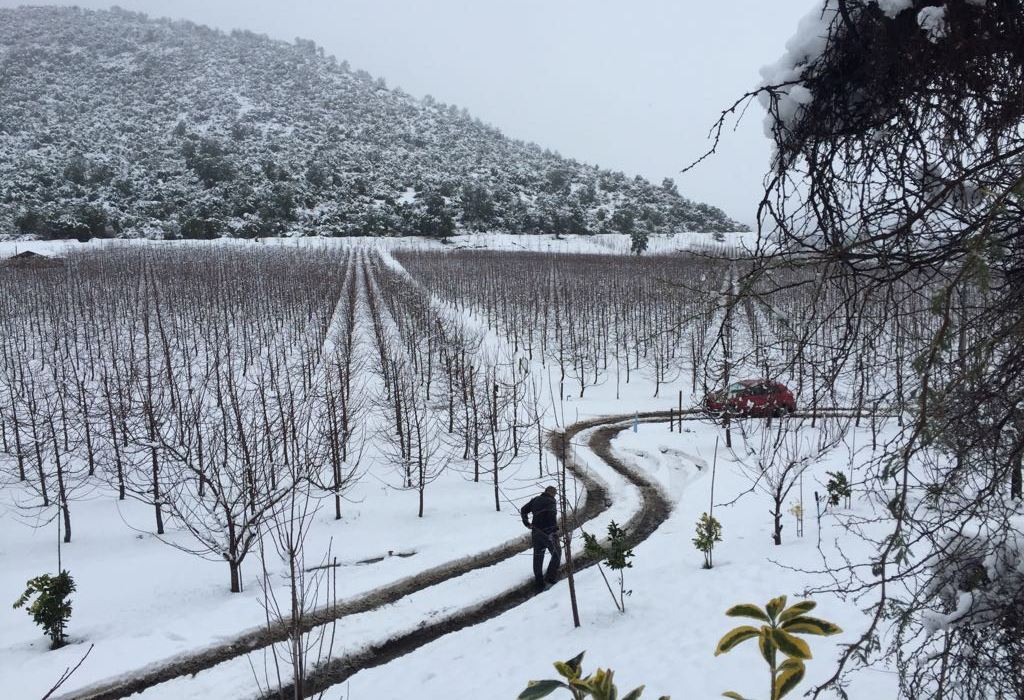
xmin=727 ymin=382 xmax=745 ymax=395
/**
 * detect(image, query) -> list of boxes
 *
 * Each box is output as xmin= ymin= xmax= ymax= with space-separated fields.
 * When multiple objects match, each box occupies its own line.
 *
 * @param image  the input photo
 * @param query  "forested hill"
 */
xmin=0 ymin=7 xmax=748 ymax=241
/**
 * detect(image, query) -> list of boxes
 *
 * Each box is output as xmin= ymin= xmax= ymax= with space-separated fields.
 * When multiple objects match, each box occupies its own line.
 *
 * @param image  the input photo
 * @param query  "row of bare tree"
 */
xmin=0 ymin=246 xmax=366 ymax=592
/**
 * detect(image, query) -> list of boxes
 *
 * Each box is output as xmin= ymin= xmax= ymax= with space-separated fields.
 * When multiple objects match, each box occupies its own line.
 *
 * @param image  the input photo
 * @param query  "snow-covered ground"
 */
xmin=0 ymin=230 xmax=759 ymax=262
xmin=0 ymin=459 xmax=544 ymax=698
xmin=340 ymin=418 xmax=899 ymax=699
xmin=9 ymin=413 xmax=896 ymax=700
xmin=97 ymin=421 xmax=642 ymax=700
xmin=1 ymin=237 xmax=895 ymax=700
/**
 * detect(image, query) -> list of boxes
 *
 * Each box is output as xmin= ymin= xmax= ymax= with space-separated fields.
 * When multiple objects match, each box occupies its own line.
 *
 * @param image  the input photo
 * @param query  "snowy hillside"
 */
xmin=0 ymin=6 xmax=747 ymax=241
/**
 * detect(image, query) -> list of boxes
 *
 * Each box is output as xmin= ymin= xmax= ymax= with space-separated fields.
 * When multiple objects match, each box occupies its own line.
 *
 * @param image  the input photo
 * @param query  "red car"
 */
xmin=704 ymin=379 xmax=796 ymax=417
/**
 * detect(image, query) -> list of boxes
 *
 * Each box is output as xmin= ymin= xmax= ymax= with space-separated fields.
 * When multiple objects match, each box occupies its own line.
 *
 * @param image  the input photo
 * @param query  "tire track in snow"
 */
xmin=263 ymin=410 xmax=679 ymax=700
xmin=62 ymin=409 xmax=674 ymax=700
xmin=64 ymin=408 xmax=872 ymax=698
xmin=269 ymin=409 xmax=879 ymax=698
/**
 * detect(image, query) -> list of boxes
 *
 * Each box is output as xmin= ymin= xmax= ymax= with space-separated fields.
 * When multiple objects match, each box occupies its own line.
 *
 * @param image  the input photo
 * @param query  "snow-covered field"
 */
xmin=3 ymin=415 xmax=895 ymax=699
xmin=344 ymin=418 xmax=898 ymax=699
xmin=0 ymin=230 xmax=759 ymax=262
xmin=0 ymin=466 xmax=546 ymax=697
xmin=0 ymin=237 xmax=897 ymax=700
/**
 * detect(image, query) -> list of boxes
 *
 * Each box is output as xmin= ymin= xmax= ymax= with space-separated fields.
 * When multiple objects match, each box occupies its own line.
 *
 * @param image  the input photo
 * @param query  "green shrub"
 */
xmin=693 ymin=512 xmax=723 ymax=569
xmin=825 ymin=471 xmax=851 ymax=508
xmin=582 ymin=521 xmax=634 ymax=613
xmin=13 ymin=570 xmax=76 ymax=649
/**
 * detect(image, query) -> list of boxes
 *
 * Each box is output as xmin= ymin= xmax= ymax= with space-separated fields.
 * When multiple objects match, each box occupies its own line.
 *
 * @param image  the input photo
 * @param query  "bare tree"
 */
xmin=251 ymin=462 xmax=337 ymax=700
xmin=729 ymin=415 xmax=848 ymax=546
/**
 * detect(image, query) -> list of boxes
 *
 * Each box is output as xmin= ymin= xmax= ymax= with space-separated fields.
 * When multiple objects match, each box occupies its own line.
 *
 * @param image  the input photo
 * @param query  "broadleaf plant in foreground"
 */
xmin=714 ymin=596 xmax=841 ymax=700
xmin=518 ymin=651 xmax=669 ymax=700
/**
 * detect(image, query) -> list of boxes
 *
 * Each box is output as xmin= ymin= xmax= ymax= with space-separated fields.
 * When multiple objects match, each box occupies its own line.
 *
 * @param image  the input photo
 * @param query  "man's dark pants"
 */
xmin=532 ymin=528 xmax=561 ymax=587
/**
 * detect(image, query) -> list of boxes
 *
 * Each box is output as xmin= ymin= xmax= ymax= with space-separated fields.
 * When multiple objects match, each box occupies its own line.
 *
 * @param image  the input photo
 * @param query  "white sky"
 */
xmin=0 ymin=1 xmax=813 ymax=227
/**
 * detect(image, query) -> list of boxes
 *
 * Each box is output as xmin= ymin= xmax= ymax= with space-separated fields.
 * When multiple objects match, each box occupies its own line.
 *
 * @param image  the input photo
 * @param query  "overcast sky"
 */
xmin=0 ymin=1 xmax=812 ymax=226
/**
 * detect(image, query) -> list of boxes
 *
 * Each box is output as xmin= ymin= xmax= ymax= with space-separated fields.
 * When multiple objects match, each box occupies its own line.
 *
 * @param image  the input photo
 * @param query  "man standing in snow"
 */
xmin=521 ymin=486 xmax=561 ymax=592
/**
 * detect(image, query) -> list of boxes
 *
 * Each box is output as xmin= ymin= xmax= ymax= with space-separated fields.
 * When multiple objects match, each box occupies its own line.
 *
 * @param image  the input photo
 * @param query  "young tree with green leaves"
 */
xmin=824 ymin=471 xmax=851 ymax=509
xmin=693 ymin=512 xmax=723 ymax=569
xmin=13 ymin=570 xmax=77 ymax=649
xmin=582 ymin=521 xmax=634 ymax=613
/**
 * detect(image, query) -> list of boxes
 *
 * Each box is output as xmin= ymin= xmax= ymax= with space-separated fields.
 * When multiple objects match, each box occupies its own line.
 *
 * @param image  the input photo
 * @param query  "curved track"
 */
xmin=287 ymin=408 xmax=879 ymax=698
xmin=66 ymin=410 xmax=679 ymax=700
xmin=264 ymin=410 xmax=677 ymax=699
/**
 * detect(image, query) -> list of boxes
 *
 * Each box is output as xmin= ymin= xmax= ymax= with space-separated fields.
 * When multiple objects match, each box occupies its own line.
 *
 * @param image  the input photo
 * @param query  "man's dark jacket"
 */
xmin=521 ymin=493 xmax=558 ymax=532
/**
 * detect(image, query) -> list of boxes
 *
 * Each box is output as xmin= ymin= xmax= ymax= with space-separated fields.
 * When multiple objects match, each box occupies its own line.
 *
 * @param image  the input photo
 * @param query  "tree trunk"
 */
xmin=10 ymin=396 xmax=25 ymax=481
xmin=773 ymin=503 xmax=783 ymax=545
xmin=151 ymin=447 xmax=164 ymax=535
xmin=493 ymin=451 xmax=500 ymax=512
xmin=33 ymin=415 xmax=49 ymax=507
xmin=559 ymin=443 xmax=581 ymax=628
xmin=61 ymin=499 xmax=72 ymax=545
xmin=51 ymin=420 xmax=71 ymax=543
xmin=229 ymin=560 xmax=241 ymax=594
